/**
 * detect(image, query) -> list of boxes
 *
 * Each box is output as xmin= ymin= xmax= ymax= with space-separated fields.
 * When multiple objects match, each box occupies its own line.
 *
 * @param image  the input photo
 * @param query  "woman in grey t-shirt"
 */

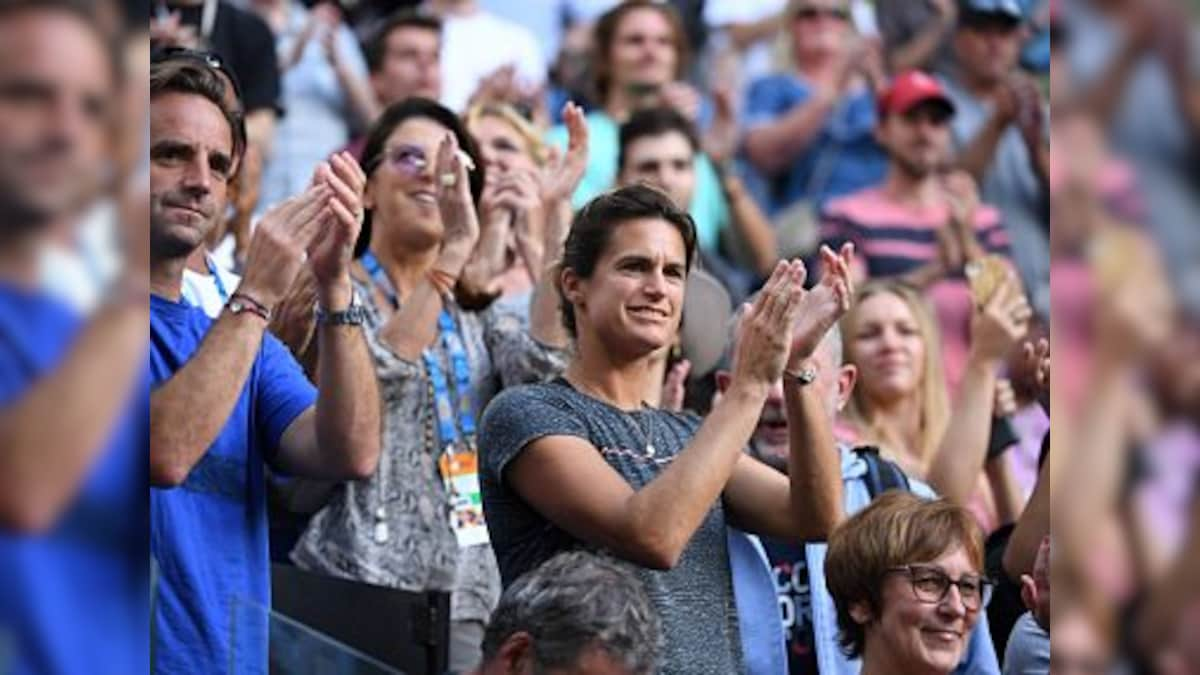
xmin=479 ymin=184 xmax=856 ymax=673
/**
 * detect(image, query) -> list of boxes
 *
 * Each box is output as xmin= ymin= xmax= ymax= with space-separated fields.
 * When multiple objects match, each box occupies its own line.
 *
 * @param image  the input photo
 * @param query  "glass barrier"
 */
xmin=230 ymin=596 xmax=406 ymax=675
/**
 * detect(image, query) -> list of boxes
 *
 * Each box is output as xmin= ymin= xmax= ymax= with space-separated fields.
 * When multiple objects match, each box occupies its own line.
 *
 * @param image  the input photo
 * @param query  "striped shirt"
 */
xmin=820 ymin=187 xmax=1012 ymax=393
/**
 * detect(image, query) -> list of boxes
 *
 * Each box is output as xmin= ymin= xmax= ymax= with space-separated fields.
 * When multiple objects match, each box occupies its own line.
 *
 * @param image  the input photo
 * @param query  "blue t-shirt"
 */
xmin=150 ymin=295 xmax=316 ymax=674
xmin=743 ymin=74 xmax=887 ymax=215
xmin=0 ymin=283 xmax=148 ymax=675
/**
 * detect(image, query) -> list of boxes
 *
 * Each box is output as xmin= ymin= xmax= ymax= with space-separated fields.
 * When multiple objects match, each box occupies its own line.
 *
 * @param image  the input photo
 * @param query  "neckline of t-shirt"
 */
xmin=150 ymin=293 xmax=201 ymax=322
xmin=552 ymin=377 xmax=659 ymax=417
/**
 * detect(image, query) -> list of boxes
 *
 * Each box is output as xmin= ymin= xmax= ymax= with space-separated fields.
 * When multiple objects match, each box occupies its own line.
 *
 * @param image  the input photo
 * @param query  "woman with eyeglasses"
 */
xmin=825 ymin=491 xmax=993 ymax=675
xmin=289 ymin=97 xmax=586 ymax=671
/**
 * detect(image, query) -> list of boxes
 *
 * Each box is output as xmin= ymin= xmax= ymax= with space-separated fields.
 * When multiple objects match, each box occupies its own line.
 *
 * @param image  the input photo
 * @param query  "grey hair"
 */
xmin=717 ymin=296 xmax=845 ymax=373
xmin=481 ymin=552 xmax=661 ymax=674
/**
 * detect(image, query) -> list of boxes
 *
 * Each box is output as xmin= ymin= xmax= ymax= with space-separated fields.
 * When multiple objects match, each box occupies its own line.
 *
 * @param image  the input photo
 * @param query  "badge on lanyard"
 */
xmin=437 ymin=443 xmax=488 ymax=547
xmin=424 ymin=309 xmax=489 ymax=547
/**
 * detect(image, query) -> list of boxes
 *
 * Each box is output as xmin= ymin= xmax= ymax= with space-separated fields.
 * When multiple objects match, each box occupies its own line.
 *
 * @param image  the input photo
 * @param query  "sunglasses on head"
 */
xmin=793 ymin=6 xmax=850 ymax=21
xmin=151 ymin=46 xmax=244 ymax=102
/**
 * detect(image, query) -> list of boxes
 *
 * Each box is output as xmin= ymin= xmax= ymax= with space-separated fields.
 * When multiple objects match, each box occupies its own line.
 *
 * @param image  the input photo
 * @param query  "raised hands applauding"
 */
xmin=733 ymin=243 xmax=855 ymax=387
xmin=433 ymin=131 xmax=481 ymax=276
xmin=790 ymin=243 xmax=856 ymax=366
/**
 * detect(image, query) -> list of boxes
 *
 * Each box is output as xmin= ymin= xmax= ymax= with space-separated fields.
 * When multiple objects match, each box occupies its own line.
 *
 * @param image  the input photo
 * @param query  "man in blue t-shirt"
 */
xmin=148 ymin=52 xmax=381 ymax=673
xmin=0 ymin=3 xmax=150 ymax=674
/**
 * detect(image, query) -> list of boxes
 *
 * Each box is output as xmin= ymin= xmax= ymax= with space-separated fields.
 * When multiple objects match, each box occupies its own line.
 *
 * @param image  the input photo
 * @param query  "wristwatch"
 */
xmin=315 ymin=291 xmax=367 ymax=326
xmin=783 ymin=363 xmax=819 ymax=386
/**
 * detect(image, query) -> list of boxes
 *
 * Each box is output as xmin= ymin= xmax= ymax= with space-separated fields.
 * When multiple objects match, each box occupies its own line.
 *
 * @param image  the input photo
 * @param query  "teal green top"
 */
xmin=546 ymin=111 xmax=730 ymax=254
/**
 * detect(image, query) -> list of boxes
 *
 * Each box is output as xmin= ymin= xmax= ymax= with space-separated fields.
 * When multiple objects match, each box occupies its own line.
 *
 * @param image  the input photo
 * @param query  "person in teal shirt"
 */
xmin=545 ymin=1 xmax=732 ymax=256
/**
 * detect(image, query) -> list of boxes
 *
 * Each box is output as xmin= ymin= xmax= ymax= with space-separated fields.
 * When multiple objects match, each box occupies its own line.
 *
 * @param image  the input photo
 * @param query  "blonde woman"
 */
xmin=461 ymin=101 xmax=572 ymax=316
xmin=838 ymin=278 xmax=1027 ymax=530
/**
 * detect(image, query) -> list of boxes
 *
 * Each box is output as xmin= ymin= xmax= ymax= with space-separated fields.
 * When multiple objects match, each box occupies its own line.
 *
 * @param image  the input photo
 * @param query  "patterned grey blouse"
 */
xmin=291 ymin=278 xmax=568 ymax=623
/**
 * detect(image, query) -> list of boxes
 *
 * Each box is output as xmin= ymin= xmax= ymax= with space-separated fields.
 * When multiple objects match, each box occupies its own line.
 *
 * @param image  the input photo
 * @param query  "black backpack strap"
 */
xmin=853 ymin=445 xmax=911 ymax=500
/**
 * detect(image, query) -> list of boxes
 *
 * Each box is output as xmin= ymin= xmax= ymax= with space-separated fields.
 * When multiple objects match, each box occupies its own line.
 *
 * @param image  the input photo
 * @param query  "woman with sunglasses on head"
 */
xmin=825 ymin=491 xmax=993 ymax=675
xmin=479 ymin=182 xmax=856 ymax=674
xmin=742 ymin=0 xmax=889 ymax=218
xmin=289 ymin=97 xmax=586 ymax=671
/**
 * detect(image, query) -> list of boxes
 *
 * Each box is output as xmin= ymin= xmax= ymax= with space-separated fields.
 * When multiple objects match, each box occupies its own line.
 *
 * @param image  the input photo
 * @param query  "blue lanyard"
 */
xmin=360 ymin=251 xmax=398 ymax=308
xmin=205 ymin=255 xmax=229 ymax=303
xmin=360 ymin=251 xmax=475 ymax=449
xmin=423 ymin=309 xmax=477 ymax=452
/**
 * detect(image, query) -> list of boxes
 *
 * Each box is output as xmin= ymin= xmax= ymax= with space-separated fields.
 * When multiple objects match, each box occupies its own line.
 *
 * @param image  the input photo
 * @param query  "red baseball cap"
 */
xmin=877 ymin=70 xmax=956 ymax=118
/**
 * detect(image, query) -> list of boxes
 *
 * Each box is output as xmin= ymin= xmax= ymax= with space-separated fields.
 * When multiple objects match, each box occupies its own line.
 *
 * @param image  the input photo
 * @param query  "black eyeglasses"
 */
xmin=885 ymin=565 xmax=993 ymax=612
xmin=793 ymin=6 xmax=850 ymax=21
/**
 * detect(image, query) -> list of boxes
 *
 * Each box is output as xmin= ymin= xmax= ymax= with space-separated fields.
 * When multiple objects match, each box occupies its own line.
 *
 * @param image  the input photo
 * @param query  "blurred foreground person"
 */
xmin=826 ymin=492 xmax=992 ymax=675
xmin=470 ymin=551 xmax=661 ymax=675
xmin=148 ymin=52 xmax=381 ymax=673
xmin=0 ymin=1 xmax=148 ymax=673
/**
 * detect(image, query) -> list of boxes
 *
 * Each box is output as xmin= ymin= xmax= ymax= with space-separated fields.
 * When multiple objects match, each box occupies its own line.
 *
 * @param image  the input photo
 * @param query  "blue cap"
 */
xmin=958 ymin=0 xmax=1024 ymax=21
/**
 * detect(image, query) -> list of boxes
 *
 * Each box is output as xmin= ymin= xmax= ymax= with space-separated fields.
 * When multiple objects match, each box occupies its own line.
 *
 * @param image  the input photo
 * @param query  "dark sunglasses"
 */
xmin=793 ymin=6 xmax=850 ymax=21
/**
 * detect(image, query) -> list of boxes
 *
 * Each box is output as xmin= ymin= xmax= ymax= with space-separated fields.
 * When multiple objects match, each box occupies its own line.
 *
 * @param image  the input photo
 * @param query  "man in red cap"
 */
xmin=818 ymin=69 xmax=1020 ymax=396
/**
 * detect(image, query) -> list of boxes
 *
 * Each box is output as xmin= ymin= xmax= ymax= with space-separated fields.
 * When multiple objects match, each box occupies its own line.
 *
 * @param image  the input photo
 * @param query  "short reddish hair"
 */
xmin=825 ymin=492 xmax=984 ymax=657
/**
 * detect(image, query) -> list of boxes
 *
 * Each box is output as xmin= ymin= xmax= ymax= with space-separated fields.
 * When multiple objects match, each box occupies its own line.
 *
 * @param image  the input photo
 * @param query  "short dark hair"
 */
xmin=592 ymin=1 xmax=689 ymax=103
xmin=482 ymin=552 xmax=661 ymax=674
xmin=364 ymin=9 xmax=441 ymax=74
xmin=558 ymin=184 xmax=698 ymax=337
xmin=617 ymin=107 xmax=700 ymax=173
xmin=354 ymin=97 xmax=485 ymax=258
xmin=149 ymin=54 xmax=248 ymax=167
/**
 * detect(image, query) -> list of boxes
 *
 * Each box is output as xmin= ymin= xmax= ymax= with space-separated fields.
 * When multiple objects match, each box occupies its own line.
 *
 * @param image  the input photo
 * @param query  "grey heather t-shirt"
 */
xmin=479 ymin=379 xmax=744 ymax=675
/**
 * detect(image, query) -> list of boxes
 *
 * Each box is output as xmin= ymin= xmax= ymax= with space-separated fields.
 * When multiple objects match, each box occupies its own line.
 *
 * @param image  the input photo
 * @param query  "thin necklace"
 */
xmin=564 ymin=373 xmax=658 ymax=457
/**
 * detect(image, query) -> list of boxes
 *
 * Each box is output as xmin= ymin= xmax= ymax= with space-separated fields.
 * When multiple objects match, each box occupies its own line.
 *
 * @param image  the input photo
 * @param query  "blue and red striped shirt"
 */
xmin=820 ymin=187 xmax=1013 ymax=393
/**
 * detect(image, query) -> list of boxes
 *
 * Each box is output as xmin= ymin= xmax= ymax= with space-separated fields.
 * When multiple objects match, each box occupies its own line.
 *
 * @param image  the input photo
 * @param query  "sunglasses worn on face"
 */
xmin=901 ymin=103 xmax=954 ymax=127
xmin=886 ymin=565 xmax=993 ymax=612
xmin=375 ymin=144 xmax=430 ymax=177
xmin=793 ymin=7 xmax=850 ymax=21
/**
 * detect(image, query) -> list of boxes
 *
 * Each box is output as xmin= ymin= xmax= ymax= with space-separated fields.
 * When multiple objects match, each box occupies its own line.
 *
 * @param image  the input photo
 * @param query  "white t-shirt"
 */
xmin=181 ymin=256 xmax=242 ymax=319
xmin=439 ymin=10 xmax=547 ymax=112
xmin=703 ymin=0 xmax=877 ymax=89
xmin=703 ymin=0 xmax=788 ymax=85
xmin=40 ymin=202 xmax=122 ymax=314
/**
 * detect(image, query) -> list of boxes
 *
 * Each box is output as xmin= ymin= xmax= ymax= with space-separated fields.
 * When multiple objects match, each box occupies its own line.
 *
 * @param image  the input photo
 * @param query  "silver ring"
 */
xmin=439 ymin=172 xmax=457 ymax=187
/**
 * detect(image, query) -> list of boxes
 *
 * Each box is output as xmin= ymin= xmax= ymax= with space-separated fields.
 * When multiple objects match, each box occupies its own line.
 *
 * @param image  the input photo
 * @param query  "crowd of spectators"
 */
xmin=2 ymin=0 xmax=1200 ymax=673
